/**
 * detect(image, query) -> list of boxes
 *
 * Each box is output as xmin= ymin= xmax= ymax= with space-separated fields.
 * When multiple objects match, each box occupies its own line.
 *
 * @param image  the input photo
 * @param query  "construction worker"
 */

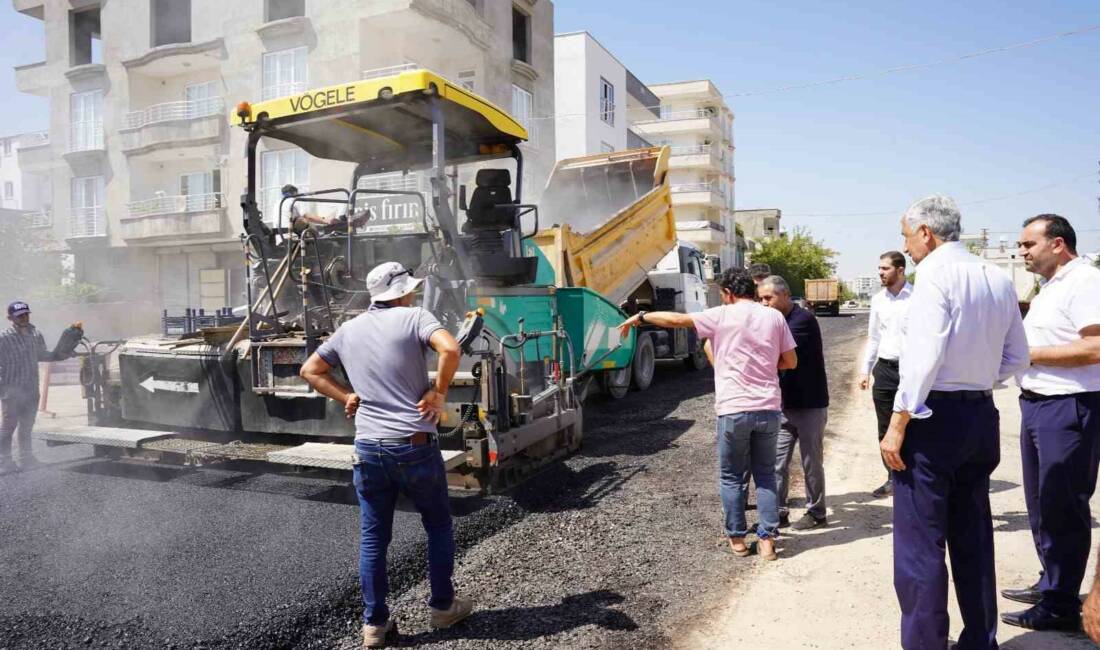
xmin=299 ymin=262 xmax=471 ymax=648
xmin=0 ymin=301 xmax=81 ymax=472
xmin=1001 ymin=214 xmax=1100 ymax=632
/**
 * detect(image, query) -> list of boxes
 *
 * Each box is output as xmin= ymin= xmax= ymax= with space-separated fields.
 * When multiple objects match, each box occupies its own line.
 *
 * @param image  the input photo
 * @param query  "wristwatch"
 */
xmin=638 ymin=311 xmax=648 ymax=324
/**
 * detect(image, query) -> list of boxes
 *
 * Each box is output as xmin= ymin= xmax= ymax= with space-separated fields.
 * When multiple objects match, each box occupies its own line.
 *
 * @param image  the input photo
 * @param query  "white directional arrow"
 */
xmin=139 ymin=376 xmax=200 ymax=394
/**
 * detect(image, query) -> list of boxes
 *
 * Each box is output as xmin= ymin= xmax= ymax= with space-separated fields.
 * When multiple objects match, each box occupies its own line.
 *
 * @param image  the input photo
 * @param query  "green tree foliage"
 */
xmin=750 ymin=227 xmax=837 ymax=298
xmin=0 ymin=218 xmax=97 ymax=304
xmin=838 ymin=281 xmax=856 ymax=302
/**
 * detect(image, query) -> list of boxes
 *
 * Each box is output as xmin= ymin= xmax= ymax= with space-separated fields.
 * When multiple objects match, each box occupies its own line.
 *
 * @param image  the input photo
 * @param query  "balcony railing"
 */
xmin=128 ymin=192 xmax=224 ymax=218
xmin=262 ymin=81 xmax=307 ymax=101
xmin=358 ymin=174 xmax=429 ymax=193
xmin=123 ymin=97 xmax=224 ymax=130
xmin=69 ymin=122 xmax=104 ymax=153
xmin=361 ymin=63 xmax=420 ymax=80
xmin=671 ymin=182 xmax=722 ymax=194
xmin=670 ymin=144 xmax=712 ymax=156
xmin=24 ymin=209 xmax=51 ymax=229
xmin=643 ymin=108 xmax=716 ymax=123
xmin=70 ymin=207 xmax=106 ymax=238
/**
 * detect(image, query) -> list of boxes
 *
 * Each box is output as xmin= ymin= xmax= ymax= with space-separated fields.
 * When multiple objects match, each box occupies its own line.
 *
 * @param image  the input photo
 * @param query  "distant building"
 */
xmin=961 ymin=230 xmax=1038 ymax=301
xmin=852 ymin=275 xmax=878 ymax=298
xmin=632 ymin=79 xmax=739 ymax=270
xmin=0 ymin=131 xmax=51 ymax=228
xmin=734 ymin=208 xmax=781 ymax=262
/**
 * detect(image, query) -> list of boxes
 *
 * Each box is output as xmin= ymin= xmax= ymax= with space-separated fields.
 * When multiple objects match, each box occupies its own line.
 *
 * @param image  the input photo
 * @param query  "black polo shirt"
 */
xmin=780 ymin=305 xmax=829 ymax=409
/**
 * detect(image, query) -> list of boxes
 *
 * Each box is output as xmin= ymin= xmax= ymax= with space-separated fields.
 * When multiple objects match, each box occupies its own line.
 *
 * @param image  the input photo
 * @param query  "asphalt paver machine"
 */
xmin=53 ymin=69 xmax=638 ymax=492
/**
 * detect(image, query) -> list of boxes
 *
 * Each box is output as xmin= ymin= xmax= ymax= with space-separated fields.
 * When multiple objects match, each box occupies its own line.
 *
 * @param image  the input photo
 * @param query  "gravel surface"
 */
xmin=0 ymin=315 xmax=867 ymax=649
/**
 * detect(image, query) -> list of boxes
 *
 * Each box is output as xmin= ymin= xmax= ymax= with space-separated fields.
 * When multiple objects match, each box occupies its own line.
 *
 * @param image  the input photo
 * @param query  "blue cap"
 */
xmin=7 ymin=301 xmax=29 ymax=317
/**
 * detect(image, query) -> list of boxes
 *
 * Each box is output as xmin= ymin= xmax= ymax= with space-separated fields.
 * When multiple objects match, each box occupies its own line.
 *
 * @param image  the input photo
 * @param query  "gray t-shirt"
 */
xmin=316 ymin=304 xmax=444 ymax=440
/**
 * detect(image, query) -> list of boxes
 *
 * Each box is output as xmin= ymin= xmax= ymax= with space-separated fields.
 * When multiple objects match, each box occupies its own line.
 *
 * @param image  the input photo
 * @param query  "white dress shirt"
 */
xmin=1018 ymin=257 xmax=1100 ymax=395
xmin=860 ymin=282 xmax=913 ymax=375
xmin=893 ymin=242 xmax=1030 ymax=419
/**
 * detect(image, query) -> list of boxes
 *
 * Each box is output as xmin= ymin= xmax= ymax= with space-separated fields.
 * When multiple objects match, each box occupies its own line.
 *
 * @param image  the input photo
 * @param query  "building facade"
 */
xmin=733 ymin=208 xmax=780 ymax=262
xmin=13 ymin=0 xmax=555 ymax=326
xmin=961 ymin=229 xmax=1038 ymax=301
xmin=851 ymin=275 xmax=878 ymax=299
xmin=632 ymin=79 xmax=739 ymax=269
xmin=552 ymin=31 xmax=656 ymax=160
xmin=0 ymin=131 xmax=51 ymax=226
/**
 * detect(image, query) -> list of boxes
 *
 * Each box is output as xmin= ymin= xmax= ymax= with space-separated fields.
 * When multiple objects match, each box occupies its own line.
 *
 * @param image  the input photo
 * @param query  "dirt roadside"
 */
xmin=683 ymin=379 xmax=1100 ymax=649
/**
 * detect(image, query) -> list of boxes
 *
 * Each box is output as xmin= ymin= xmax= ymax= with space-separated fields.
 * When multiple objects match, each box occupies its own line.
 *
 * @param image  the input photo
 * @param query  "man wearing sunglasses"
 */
xmin=300 ymin=262 xmax=469 ymax=647
xmin=1002 ymin=215 xmax=1100 ymax=633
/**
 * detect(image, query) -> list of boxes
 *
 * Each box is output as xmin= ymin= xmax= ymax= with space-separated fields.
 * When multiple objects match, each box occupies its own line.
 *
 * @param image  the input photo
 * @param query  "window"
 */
xmin=599 ymin=78 xmax=615 ymax=126
xmin=512 ymin=6 xmax=530 ymax=63
xmin=660 ymin=104 xmax=672 ymax=120
xmin=71 ymin=176 xmax=105 ymax=237
xmin=69 ymin=8 xmax=101 ymax=66
xmin=185 ymin=81 xmax=220 ymax=118
xmin=265 ymin=0 xmax=304 ymax=22
xmin=180 ymin=170 xmax=221 ymax=211
xmin=600 ymin=142 xmax=614 ymax=153
xmin=70 ymin=90 xmax=103 ymax=151
xmin=263 ymin=47 xmax=308 ymax=101
xmin=2 ymin=139 xmax=10 ymax=156
xmin=457 ymin=70 xmax=477 ymax=92
xmin=261 ymin=148 xmax=309 ymax=223
xmin=4 ymin=182 xmax=13 ymax=200
xmin=151 ymin=0 xmax=191 ymax=47
xmin=511 ymin=85 xmax=532 ymax=128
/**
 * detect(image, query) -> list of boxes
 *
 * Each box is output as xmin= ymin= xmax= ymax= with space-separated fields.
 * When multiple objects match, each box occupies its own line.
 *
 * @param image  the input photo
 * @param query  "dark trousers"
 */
xmin=872 ymin=359 xmax=900 ymax=477
xmin=1020 ymin=391 xmax=1100 ymax=615
xmin=0 ymin=393 xmax=39 ymax=461
xmin=894 ymin=395 xmax=1000 ymax=650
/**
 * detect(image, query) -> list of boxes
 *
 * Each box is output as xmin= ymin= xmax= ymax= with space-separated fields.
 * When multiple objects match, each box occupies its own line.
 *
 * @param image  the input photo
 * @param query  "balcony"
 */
xmin=14 ymin=1 xmax=44 ymax=19
xmin=632 ymin=109 xmax=723 ymax=139
xmin=626 ymin=129 xmax=651 ymax=150
xmin=120 ymin=193 xmax=227 ymax=243
xmin=14 ymin=61 xmax=48 ymax=96
xmin=122 ymin=38 xmax=226 ymax=78
xmin=668 ymin=144 xmax=723 ymax=171
xmin=66 ymin=122 xmax=106 ymax=160
xmin=69 ymin=207 xmax=107 ymax=240
xmin=675 ymin=219 xmax=727 ymax=245
xmin=120 ymin=98 xmax=225 ymax=156
xmin=16 ymin=132 xmax=51 ymax=173
xmin=671 ymin=181 xmax=725 ymax=208
xmin=23 ymin=209 xmax=51 ymax=229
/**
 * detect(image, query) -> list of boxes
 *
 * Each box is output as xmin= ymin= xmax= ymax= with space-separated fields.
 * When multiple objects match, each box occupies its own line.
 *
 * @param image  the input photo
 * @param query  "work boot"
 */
xmin=791 ymin=513 xmax=828 ymax=531
xmin=430 ymin=596 xmax=474 ymax=629
xmin=361 ymin=620 xmax=396 ymax=648
xmin=872 ymin=479 xmax=893 ymax=498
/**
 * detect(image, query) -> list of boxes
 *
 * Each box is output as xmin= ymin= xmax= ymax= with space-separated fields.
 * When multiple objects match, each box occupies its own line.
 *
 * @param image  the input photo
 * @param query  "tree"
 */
xmin=838 ymin=281 xmax=856 ymax=302
xmin=0 ymin=217 xmax=94 ymax=303
xmin=750 ymin=227 xmax=837 ymax=297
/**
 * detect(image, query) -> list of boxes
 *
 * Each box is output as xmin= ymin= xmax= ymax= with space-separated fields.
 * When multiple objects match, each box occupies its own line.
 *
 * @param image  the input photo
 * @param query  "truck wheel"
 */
xmin=631 ymin=334 xmax=656 ymax=391
xmin=684 ymin=347 xmax=709 ymax=371
xmin=600 ymin=367 xmax=630 ymax=400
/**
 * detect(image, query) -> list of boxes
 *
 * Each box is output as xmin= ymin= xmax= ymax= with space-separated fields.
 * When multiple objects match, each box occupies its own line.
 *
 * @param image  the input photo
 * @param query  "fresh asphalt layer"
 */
xmin=0 ymin=315 xmax=868 ymax=649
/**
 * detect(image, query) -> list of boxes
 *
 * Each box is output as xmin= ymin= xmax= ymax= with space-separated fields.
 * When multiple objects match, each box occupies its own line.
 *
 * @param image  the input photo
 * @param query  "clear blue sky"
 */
xmin=2 ymin=1 xmax=1097 ymax=279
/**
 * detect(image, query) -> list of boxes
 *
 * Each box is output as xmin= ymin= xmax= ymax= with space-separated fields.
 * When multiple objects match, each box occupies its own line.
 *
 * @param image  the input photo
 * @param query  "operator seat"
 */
xmin=462 ymin=168 xmax=538 ymax=286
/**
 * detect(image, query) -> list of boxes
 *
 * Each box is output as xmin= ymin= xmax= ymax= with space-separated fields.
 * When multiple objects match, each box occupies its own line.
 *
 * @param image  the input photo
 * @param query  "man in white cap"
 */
xmin=299 ymin=262 xmax=469 ymax=648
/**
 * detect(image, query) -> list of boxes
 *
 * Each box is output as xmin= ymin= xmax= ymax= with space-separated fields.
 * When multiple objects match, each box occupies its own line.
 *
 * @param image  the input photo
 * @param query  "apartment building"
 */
xmin=12 ymin=0 xmax=554 ymax=326
xmin=632 ymin=79 xmax=740 ymax=269
xmin=552 ymin=31 xmax=656 ymax=160
xmin=851 ymin=275 xmax=879 ymax=299
xmin=960 ymin=230 xmax=1039 ymax=302
xmin=733 ymin=208 xmax=781 ymax=260
xmin=0 ymin=131 xmax=51 ymax=225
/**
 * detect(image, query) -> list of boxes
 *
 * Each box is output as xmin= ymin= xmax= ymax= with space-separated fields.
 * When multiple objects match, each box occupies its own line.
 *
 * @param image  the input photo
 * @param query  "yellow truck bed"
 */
xmin=532 ymin=146 xmax=677 ymax=307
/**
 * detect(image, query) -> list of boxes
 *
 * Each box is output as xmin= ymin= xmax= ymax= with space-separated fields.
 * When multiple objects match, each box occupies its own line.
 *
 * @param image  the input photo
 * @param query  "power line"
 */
xmin=782 ymin=173 xmax=1095 ymax=218
xmin=530 ymin=24 xmax=1100 ymax=121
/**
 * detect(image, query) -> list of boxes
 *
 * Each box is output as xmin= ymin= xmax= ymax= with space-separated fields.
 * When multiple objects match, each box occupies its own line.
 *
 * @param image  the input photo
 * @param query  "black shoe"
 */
xmin=791 ymin=513 xmax=828 ymax=531
xmin=1001 ymin=580 xmax=1042 ymax=605
xmin=778 ymin=513 xmax=790 ymax=528
xmin=1001 ymin=604 xmax=1081 ymax=631
xmin=872 ymin=479 xmax=893 ymax=498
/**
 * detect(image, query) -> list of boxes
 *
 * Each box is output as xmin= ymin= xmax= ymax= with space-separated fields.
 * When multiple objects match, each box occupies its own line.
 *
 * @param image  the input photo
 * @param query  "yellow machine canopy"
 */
xmin=236 ymin=69 xmax=529 ymax=175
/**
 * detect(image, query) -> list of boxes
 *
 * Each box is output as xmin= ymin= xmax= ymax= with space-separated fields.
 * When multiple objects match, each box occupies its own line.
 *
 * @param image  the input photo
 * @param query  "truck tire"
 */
xmin=600 ymin=367 xmax=631 ymax=400
xmin=631 ymin=334 xmax=656 ymax=391
xmin=684 ymin=347 xmax=709 ymax=371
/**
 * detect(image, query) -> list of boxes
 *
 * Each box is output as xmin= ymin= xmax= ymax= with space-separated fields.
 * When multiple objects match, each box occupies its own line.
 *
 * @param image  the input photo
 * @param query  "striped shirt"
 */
xmin=0 ymin=325 xmax=54 ymax=398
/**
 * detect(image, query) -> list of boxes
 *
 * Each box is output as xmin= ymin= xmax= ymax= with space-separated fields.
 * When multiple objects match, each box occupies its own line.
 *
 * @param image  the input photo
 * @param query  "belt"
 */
xmin=927 ymin=389 xmax=992 ymax=401
xmin=366 ymin=432 xmax=436 ymax=447
xmin=1020 ymin=389 xmax=1099 ymax=401
xmin=876 ymin=358 xmax=899 ymax=368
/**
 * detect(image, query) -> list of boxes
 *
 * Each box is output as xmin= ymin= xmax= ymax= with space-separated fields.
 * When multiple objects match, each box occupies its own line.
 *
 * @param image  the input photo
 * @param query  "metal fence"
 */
xmin=122 ymin=97 xmax=225 ymax=130
xmin=68 ymin=122 xmax=104 ymax=153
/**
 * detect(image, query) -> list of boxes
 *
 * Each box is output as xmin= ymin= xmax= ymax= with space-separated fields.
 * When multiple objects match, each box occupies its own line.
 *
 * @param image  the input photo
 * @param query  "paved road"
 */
xmin=0 ymin=314 xmax=869 ymax=649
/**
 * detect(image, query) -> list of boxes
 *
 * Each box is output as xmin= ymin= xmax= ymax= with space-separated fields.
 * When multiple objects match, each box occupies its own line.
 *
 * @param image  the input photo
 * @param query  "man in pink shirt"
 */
xmin=620 ymin=268 xmax=797 ymax=559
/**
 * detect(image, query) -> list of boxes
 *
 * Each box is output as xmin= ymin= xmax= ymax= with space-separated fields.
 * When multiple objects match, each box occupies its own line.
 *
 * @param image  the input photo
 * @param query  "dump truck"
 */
xmin=805 ymin=278 xmax=840 ymax=316
xmin=46 ymin=69 xmax=702 ymax=492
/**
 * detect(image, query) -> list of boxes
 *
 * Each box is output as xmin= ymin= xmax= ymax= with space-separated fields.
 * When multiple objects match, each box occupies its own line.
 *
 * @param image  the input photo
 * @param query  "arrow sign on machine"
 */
xmin=139 ymin=376 xmax=200 ymax=394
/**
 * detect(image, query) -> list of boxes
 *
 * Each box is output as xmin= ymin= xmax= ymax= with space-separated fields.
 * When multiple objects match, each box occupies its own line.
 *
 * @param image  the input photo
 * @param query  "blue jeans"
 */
xmin=353 ymin=438 xmax=455 ymax=625
xmin=718 ymin=410 xmax=782 ymax=539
